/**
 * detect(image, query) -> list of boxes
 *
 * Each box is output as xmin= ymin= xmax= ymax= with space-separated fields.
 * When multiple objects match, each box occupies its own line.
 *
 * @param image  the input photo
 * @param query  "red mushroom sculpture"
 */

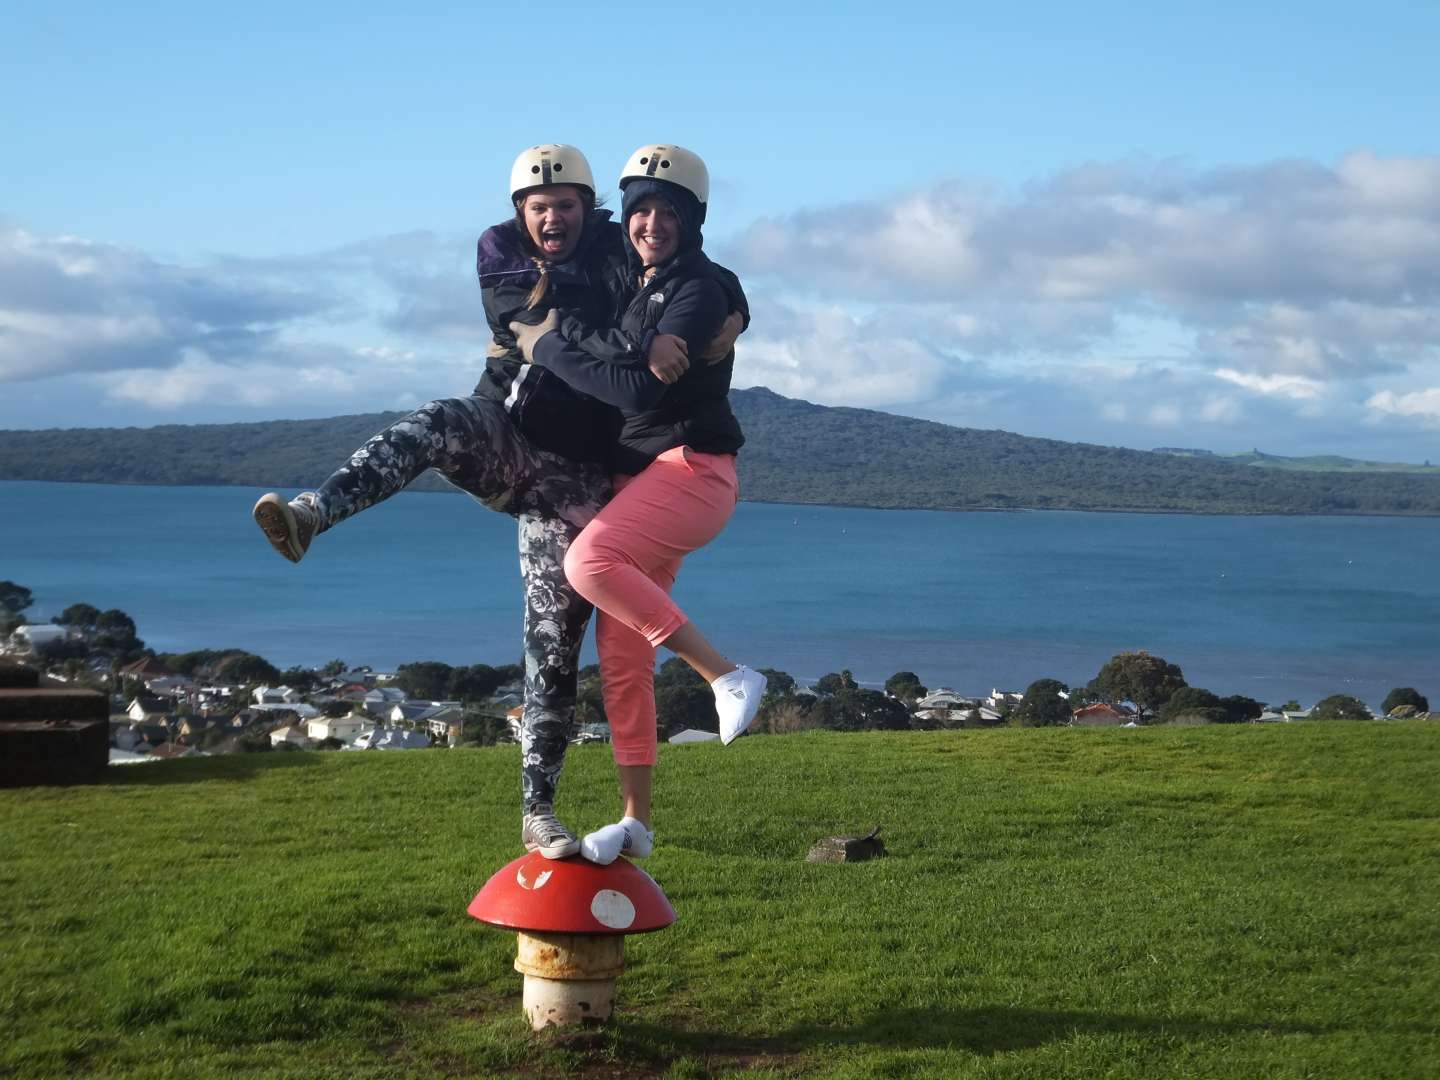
xmin=468 ymin=852 xmax=676 ymax=1029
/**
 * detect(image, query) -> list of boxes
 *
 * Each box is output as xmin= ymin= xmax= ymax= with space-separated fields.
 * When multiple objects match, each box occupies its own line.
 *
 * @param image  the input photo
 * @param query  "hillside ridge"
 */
xmin=2 ymin=386 xmax=1438 ymax=515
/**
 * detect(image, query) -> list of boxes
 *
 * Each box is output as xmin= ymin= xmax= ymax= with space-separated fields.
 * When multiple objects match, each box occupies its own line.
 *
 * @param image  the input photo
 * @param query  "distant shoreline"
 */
xmin=4 ymin=478 xmax=1440 ymax=521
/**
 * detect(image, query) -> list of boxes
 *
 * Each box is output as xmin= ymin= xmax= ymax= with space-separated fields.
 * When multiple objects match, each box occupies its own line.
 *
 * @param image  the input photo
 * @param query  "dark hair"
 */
xmin=512 ymin=185 xmax=599 ymax=309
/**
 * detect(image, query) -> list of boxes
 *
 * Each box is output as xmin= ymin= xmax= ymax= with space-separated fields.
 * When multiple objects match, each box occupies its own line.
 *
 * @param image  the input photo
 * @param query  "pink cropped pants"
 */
xmin=563 ymin=446 xmax=738 ymax=765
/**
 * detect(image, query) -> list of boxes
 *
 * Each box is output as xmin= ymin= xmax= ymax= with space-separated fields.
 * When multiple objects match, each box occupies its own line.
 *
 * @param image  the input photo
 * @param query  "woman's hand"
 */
xmin=647 ymin=334 xmax=690 ymax=384
xmin=700 ymin=311 xmax=745 ymax=364
xmin=508 ymin=310 xmax=560 ymax=362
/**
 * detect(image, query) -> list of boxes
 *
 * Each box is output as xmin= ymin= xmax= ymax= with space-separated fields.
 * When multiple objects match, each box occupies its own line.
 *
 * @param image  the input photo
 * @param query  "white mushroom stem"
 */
xmin=514 ymin=931 xmax=626 ymax=1030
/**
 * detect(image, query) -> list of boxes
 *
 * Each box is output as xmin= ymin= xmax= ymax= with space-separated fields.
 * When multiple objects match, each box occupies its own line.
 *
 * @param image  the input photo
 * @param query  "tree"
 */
xmin=93 ymin=609 xmax=142 ymax=653
xmin=158 ymin=649 xmax=232 ymax=678
xmin=217 ymin=652 xmax=281 ymax=686
xmin=814 ymin=670 xmax=859 ymax=696
xmin=760 ymin=698 xmax=819 ymax=735
xmin=1157 ymin=686 xmax=1227 ymax=725
xmin=0 ymin=581 xmax=33 ymax=616
xmin=320 ymin=659 xmax=347 ymax=677
xmin=812 ymin=688 xmax=910 ymax=732
xmin=1381 ymin=687 xmax=1430 ymax=716
xmin=394 ymin=661 xmax=454 ymax=701
xmin=447 ymin=664 xmax=505 ymax=702
xmin=1219 ymin=695 xmax=1264 ymax=724
xmin=460 ymin=711 xmax=513 ymax=746
xmin=53 ymin=603 xmax=102 ymax=632
xmin=757 ymin=668 xmax=796 ymax=697
xmin=35 ymin=638 xmax=90 ymax=664
xmin=1013 ymin=678 xmax=1072 ymax=727
xmin=575 ymin=671 xmax=607 ymax=726
xmin=651 ymin=658 xmax=720 ymax=736
xmin=279 ymin=666 xmax=319 ymax=693
xmin=884 ymin=671 xmax=927 ymax=704
xmin=1310 ymin=694 xmax=1372 ymax=721
xmin=237 ymin=732 xmax=274 ymax=753
xmin=1092 ymin=651 xmax=1186 ymax=720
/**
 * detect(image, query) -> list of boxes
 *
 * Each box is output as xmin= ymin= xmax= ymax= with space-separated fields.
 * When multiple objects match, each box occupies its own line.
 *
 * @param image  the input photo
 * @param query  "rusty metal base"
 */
xmin=514 ymin=931 xmax=625 ymax=1030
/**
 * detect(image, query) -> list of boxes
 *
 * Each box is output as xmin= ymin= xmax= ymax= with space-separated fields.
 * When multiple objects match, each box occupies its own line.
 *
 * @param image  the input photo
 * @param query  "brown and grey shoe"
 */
xmin=522 ymin=803 xmax=581 ymax=859
xmin=252 ymin=492 xmax=321 ymax=564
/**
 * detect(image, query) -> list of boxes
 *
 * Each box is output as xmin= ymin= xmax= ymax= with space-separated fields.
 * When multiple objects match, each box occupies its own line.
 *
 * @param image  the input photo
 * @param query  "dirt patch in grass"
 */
xmin=390 ymin=994 xmax=815 ymax=1078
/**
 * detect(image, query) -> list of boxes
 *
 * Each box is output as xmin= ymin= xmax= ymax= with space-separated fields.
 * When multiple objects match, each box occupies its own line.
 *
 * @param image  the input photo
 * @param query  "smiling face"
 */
xmin=520 ymin=185 xmax=586 ymax=262
xmin=626 ymin=195 xmax=681 ymax=268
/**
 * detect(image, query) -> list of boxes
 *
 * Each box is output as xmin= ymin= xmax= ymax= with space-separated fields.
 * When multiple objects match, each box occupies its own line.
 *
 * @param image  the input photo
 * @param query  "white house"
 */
xmin=985 ymin=688 xmax=1024 ymax=709
xmin=363 ymin=687 xmax=407 ymax=709
xmin=669 ymin=728 xmax=720 ymax=744
xmin=126 ymin=697 xmax=171 ymax=724
xmin=306 ymin=713 xmax=374 ymax=744
xmin=253 ymin=685 xmax=303 ymax=706
xmin=269 ymin=724 xmax=312 ymax=748
xmin=147 ymin=676 xmax=196 ymax=697
xmin=916 ymin=688 xmax=979 ymax=710
xmin=349 ymin=727 xmax=431 ymax=750
xmin=11 ymin=624 xmax=70 ymax=649
xmin=390 ymin=700 xmax=462 ymax=725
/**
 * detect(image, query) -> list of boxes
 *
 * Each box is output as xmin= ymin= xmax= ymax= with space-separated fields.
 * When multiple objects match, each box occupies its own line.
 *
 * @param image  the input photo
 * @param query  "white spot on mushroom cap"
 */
xmin=517 ymin=867 xmax=554 ymax=891
xmin=591 ymin=889 xmax=636 ymax=930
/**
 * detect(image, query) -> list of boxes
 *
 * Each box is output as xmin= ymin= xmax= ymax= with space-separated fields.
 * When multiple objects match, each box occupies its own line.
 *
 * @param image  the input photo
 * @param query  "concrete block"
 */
xmin=0 ymin=688 xmax=108 ymax=725
xmin=0 ymin=720 xmax=109 ymax=786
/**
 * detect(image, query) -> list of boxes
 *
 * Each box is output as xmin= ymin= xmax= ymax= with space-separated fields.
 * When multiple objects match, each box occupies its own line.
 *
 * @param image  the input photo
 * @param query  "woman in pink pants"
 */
xmin=509 ymin=144 xmax=766 ymax=864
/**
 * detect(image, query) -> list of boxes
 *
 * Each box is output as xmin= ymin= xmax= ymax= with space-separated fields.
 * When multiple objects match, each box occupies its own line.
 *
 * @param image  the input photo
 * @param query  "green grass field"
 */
xmin=3 ymin=725 xmax=1438 ymax=1078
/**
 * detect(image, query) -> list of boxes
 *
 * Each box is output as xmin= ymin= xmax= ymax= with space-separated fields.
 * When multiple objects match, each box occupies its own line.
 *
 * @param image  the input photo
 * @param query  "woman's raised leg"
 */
xmin=253 ymin=397 xmax=536 ymax=563
xmin=563 ymin=447 xmax=767 ymax=746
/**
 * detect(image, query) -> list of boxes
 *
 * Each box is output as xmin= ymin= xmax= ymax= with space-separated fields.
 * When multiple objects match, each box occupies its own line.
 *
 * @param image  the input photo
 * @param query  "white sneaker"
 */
xmin=713 ymin=666 xmax=767 ymax=745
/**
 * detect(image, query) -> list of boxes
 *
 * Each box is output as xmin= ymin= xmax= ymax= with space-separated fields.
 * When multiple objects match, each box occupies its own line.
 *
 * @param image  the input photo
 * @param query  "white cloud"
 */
xmin=726 ymin=151 xmax=1440 ymax=383
xmin=1214 ymin=368 xmax=1325 ymax=400
xmin=1366 ymin=387 xmax=1440 ymax=423
xmin=104 ymin=353 xmax=360 ymax=409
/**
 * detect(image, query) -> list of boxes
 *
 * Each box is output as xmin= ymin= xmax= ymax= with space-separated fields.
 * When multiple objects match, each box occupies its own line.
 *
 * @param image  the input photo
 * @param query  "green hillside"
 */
xmin=3 ymin=388 xmax=1440 ymax=514
xmin=3 ymin=725 xmax=1437 ymax=1078
xmin=1156 ymin=447 xmax=1440 ymax=474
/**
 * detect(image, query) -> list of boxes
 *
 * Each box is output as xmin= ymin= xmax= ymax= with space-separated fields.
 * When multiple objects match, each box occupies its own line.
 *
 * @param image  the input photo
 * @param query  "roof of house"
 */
xmin=669 ymin=728 xmax=721 ymax=744
xmin=119 ymin=656 xmax=174 ymax=679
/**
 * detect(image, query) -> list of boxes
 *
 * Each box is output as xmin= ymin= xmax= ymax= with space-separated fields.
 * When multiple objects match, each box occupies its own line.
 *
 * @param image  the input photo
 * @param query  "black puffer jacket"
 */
xmin=529 ymin=248 xmax=747 ymax=475
xmin=472 ymin=211 xmax=633 ymax=463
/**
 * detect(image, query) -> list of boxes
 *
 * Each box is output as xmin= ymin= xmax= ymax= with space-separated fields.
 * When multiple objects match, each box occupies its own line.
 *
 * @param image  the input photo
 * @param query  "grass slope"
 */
xmin=4 ymin=388 xmax=1440 ymax=514
xmin=3 ymin=725 xmax=1438 ymax=1078
xmin=1158 ymin=448 xmax=1440 ymax=475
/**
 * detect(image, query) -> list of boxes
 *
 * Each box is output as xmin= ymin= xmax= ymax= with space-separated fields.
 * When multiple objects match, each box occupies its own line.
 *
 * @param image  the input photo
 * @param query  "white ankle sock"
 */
xmin=581 ymin=816 xmax=653 ymax=865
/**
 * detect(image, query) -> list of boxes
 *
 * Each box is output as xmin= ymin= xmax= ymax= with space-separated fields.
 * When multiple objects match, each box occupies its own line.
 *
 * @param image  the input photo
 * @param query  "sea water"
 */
xmin=1 ymin=480 xmax=1435 ymax=707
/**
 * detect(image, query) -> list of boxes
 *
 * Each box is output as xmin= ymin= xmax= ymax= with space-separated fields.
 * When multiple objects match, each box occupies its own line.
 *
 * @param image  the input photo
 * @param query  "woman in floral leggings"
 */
xmin=253 ymin=144 xmax=733 ymax=859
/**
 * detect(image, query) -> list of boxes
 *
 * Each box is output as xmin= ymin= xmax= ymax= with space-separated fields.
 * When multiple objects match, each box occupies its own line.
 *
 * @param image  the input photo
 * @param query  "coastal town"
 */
xmin=0 ymin=577 xmax=1430 ymax=775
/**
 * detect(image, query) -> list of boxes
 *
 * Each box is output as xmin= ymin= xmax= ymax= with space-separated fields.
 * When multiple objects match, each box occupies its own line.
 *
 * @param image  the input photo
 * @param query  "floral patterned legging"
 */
xmin=306 ymin=396 xmax=610 ymax=812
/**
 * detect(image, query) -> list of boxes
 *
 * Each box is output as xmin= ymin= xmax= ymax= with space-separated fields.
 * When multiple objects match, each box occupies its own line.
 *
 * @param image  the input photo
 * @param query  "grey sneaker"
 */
xmin=522 ymin=804 xmax=580 ymax=859
xmin=253 ymin=492 xmax=321 ymax=564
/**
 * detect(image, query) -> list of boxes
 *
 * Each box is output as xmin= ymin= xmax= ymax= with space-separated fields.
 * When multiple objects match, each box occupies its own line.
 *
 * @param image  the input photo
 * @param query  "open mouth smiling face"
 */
xmin=522 ymin=186 xmax=586 ymax=262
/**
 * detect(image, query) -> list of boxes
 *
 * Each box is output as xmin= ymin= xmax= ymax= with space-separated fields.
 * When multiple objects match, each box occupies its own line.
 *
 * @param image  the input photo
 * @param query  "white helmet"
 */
xmin=618 ymin=143 xmax=709 ymax=206
xmin=509 ymin=144 xmax=596 ymax=203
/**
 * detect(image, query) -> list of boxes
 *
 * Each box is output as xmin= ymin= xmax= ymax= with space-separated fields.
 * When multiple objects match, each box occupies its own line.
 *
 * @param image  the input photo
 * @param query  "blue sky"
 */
xmin=4 ymin=1 xmax=1439 ymax=461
